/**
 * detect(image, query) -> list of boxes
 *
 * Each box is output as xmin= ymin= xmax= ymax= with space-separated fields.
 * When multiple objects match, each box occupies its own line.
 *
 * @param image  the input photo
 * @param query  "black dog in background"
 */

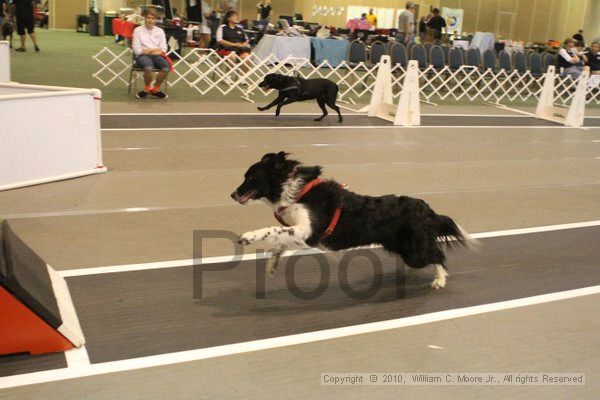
xmin=257 ymin=73 xmax=343 ymax=122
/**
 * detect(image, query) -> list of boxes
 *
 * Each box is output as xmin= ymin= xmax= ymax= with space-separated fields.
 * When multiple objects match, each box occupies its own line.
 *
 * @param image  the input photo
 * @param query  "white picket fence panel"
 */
xmin=92 ymin=47 xmax=600 ymax=106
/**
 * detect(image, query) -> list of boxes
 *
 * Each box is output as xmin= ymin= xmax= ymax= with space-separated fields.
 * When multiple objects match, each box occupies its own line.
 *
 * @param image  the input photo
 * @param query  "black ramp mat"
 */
xmin=0 ymin=353 xmax=66 ymax=377
xmin=67 ymin=227 xmax=600 ymax=364
xmin=0 ymin=221 xmax=62 ymax=329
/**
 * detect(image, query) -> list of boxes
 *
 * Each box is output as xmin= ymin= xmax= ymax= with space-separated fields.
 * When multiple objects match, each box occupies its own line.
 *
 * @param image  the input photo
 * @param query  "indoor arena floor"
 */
xmin=0 ymin=102 xmax=599 ymax=399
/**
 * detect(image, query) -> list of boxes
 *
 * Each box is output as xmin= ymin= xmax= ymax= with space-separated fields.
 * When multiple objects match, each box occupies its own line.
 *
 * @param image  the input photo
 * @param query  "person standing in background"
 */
xmin=418 ymin=15 xmax=428 ymax=42
xmin=186 ymin=0 xmax=202 ymax=23
xmin=13 ymin=0 xmax=39 ymax=52
xmin=216 ymin=0 xmax=238 ymax=22
xmin=397 ymin=1 xmax=415 ymax=44
xmin=365 ymin=8 xmax=377 ymax=29
xmin=427 ymin=8 xmax=446 ymax=41
xmin=186 ymin=0 xmax=212 ymax=48
xmin=583 ymin=38 xmax=599 ymax=75
xmin=0 ymin=0 xmax=6 ymax=27
xmin=256 ymin=0 xmax=272 ymax=23
xmin=572 ymin=29 xmax=584 ymax=47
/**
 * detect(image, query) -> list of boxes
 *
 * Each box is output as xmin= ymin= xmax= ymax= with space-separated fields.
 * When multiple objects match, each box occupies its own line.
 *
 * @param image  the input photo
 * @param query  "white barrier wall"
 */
xmin=0 ymin=41 xmax=9 ymax=82
xmin=0 ymin=83 xmax=107 ymax=191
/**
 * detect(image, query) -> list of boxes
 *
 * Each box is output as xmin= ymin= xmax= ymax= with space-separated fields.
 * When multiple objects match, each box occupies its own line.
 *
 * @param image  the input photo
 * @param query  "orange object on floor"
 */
xmin=0 ymin=286 xmax=73 ymax=355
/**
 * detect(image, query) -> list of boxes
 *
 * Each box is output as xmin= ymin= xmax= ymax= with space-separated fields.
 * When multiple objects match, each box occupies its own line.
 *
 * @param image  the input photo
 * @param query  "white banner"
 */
xmin=441 ymin=7 xmax=464 ymax=34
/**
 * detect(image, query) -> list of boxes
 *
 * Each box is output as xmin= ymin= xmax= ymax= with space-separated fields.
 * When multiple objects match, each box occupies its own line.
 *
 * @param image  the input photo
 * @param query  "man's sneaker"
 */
xmin=151 ymin=91 xmax=168 ymax=99
xmin=15 ymin=47 xmax=25 ymax=52
xmin=136 ymin=90 xmax=149 ymax=99
xmin=34 ymin=45 xmax=40 ymax=52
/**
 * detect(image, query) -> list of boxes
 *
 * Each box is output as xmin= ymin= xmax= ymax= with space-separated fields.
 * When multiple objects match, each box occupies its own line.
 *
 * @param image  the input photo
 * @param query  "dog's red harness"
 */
xmin=274 ymin=178 xmax=344 ymax=240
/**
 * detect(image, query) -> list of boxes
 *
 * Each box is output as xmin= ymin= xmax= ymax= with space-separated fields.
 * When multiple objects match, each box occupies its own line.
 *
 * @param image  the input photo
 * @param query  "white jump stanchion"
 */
xmin=0 ymin=41 xmax=10 ymax=82
xmin=394 ymin=60 xmax=420 ymax=126
xmin=366 ymin=57 xmax=421 ymax=127
xmin=365 ymin=55 xmax=394 ymax=116
xmin=535 ymin=66 xmax=588 ymax=128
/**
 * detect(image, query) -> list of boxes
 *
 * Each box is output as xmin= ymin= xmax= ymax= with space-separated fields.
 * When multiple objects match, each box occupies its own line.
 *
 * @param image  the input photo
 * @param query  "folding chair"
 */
xmin=448 ymin=47 xmax=464 ymax=71
xmin=128 ymin=53 xmax=170 ymax=95
xmin=529 ymin=52 xmax=543 ymax=77
xmin=466 ymin=47 xmax=481 ymax=69
xmin=410 ymin=44 xmax=427 ymax=69
xmin=369 ymin=41 xmax=387 ymax=65
xmin=344 ymin=40 xmax=369 ymax=94
xmin=514 ymin=51 xmax=527 ymax=74
xmin=482 ymin=49 xmax=497 ymax=71
xmin=542 ymin=53 xmax=556 ymax=72
xmin=390 ymin=42 xmax=408 ymax=68
xmin=498 ymin=50 xmax=512 ymax=71
xmin=429 ymin=45 xmax=445 ymax=70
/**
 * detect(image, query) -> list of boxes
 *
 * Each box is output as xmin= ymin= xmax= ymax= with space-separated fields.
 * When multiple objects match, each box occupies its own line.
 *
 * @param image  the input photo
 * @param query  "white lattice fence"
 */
xmin=92 ymin=47 xmax=600 ymax=106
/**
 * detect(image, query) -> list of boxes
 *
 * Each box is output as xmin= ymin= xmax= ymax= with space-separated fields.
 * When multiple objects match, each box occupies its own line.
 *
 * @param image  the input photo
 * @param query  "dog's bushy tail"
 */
xmin=436 ymin=215 xmax=479 ymax=250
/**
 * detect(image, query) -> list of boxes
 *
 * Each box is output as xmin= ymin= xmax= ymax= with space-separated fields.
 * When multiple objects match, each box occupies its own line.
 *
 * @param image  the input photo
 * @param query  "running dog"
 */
xmin=257 ymin=73 xmax=343 ymax=123
xmin=231 ymin=152 xmax=475 ymax=289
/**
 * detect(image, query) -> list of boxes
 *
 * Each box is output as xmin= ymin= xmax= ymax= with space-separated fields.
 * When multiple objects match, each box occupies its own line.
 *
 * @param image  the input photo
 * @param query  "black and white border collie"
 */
xmin=231 ymin=152 xmax=475 ymax=289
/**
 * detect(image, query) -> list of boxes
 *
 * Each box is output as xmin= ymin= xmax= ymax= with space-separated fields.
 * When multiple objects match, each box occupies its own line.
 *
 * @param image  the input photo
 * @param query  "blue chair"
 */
xmin=449 ymin=47 xmax=464 ymax=70
xmin=441 ymin=45 xmax=450 ymax=64
xmin=369 ymin=41 xmax=387 ymax=65
xmin=498 ymin=50 xmax=512 ymax=71
xmin=429 ymin=45 xmax=445 ymax=69
xmin=514 ymin=51 xmax=526 ymax=73
xmin=529 ymin=52 xmax=543 ymax=77
xmin=423 ymin=42 xmax=433 ymax=62
xmin=524 ymin=49 xmax=533 ymax=67
xmin=542 ymin=53 xmax=556 ymax=72
xmin=466 ymin=47 xmax=480 ymax=68
xmin=482 ymin=49 xmax=496 ymax=71
xmin=390 ymin=42 xmax=408 ymax=68
xmin=410 ymin=44 xmax=428 ymax=69
xmin=348 ymin=40 xmax=368 ymax=65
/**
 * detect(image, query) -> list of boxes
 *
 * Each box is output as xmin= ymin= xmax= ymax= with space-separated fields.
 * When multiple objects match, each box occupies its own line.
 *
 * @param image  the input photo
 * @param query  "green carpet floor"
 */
xmin=8 ymin=29 xmax=238 ymax=102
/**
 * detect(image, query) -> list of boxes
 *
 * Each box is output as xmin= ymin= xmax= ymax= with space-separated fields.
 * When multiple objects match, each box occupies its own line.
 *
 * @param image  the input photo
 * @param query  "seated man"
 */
xmin=132 ymin=8 xmax=169 ymax=99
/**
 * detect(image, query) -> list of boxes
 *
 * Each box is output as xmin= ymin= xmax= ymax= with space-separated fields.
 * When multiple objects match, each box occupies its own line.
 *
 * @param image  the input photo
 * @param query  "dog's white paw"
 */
xmin=239 ymin=228 xmax=275 ymax=245
xmin=430 ymin=277 xmax=446 ymax=289
xmin=431 ymin=265 xmax=448 ymax=289
xmin=239 ymin=231 xmax=257 ymax=245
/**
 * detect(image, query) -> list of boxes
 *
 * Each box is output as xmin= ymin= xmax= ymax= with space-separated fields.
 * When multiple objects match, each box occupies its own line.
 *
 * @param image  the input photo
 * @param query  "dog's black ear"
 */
xmin=261 ymin=152 xmax=276 ymax=163
xmin=261 ymin=151 xmax=289 ymax=169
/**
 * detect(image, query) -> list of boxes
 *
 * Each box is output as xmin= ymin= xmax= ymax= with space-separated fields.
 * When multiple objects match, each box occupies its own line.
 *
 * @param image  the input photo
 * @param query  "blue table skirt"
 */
xmin=310 ymin=37 xmax=350 ymax=67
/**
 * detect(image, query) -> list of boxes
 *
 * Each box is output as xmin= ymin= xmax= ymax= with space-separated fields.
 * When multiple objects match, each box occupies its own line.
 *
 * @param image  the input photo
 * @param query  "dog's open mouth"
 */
xmin=238 ymin=190 xmax=257 ymax=205
xmin=260 ymin=84 xmax=270 ymax=91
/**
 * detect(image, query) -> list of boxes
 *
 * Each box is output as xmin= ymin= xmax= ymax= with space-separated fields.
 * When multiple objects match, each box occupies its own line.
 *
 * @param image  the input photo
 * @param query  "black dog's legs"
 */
xmin=314 ymin=97 xmax=328 ymax=121
xmin=274 ymin=97 xmax=297 ymax=117
xmin=258 ymin=94 xmax=286 ymax=112
xmin=325 ymin=98 xmax=343 ymax=123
